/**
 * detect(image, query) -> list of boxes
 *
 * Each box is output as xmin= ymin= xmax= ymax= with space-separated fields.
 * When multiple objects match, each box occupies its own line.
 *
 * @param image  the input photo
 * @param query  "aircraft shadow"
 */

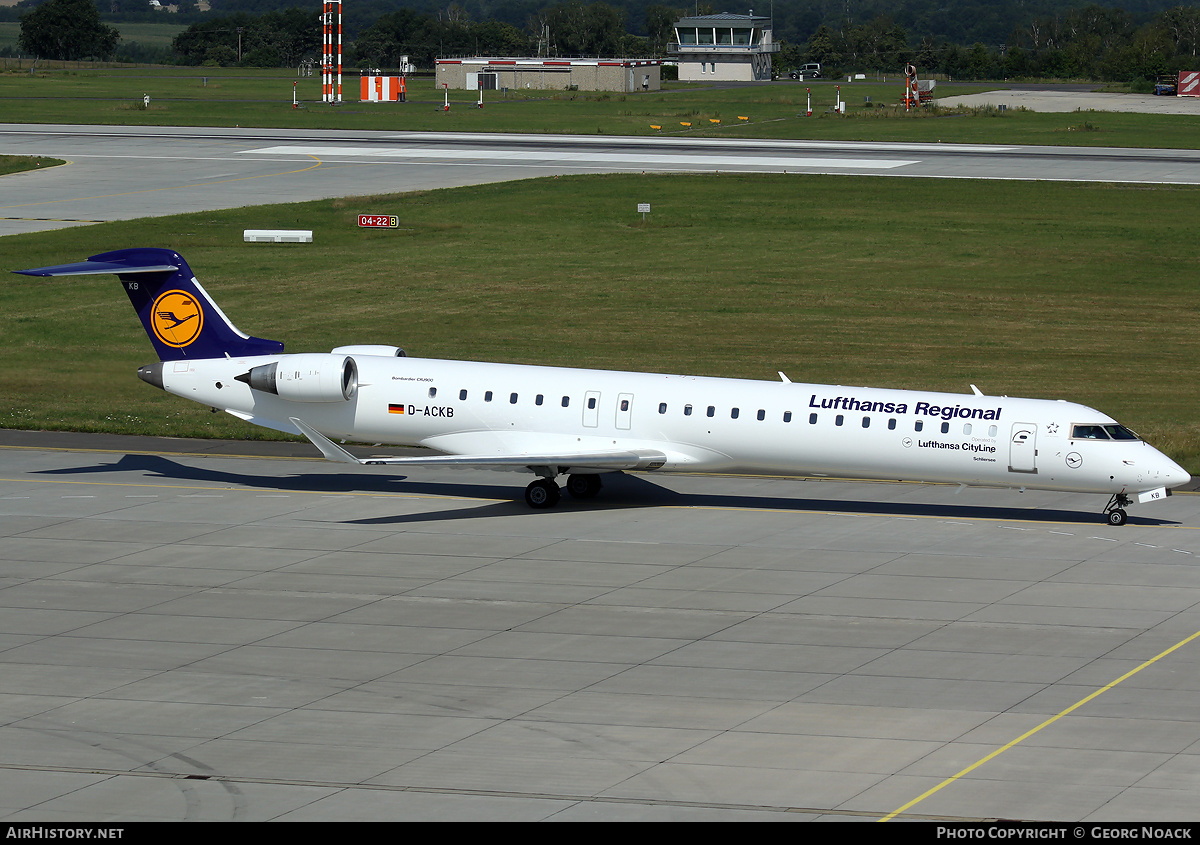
xmin=36 ymin=454 xmax=1178 ymax=527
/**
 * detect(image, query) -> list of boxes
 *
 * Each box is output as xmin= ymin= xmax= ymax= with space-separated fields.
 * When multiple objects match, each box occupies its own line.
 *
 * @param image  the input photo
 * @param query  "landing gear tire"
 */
xmin=1103 ymin=493 xmax=1132 ymax=526
xmin=525 ymin=478 xmax=560 ymax=509
xmin=566 ymin=474 xmax=603 ymax=499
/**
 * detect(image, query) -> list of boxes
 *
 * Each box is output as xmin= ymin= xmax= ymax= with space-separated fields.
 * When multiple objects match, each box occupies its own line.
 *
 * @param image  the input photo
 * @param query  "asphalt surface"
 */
xmin=7 ymin=115 xmax=1200 ymax=238
xmin=3 ymin=427 xmax=1200 ymax=821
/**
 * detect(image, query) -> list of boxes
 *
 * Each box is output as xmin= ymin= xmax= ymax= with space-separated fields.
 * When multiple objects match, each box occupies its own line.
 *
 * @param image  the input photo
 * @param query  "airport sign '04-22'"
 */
xmin=359 ymin=215 xmax=399 ymax=228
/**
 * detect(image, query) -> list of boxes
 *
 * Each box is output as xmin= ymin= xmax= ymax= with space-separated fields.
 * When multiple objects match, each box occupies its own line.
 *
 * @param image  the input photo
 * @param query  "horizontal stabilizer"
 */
xmin=15 ymin=248 xmax=283 ymax=362
xmin=15 ymin=259 xmax=179 ymax=277
xmin=290 ymin=418 xmax=667 ymax=472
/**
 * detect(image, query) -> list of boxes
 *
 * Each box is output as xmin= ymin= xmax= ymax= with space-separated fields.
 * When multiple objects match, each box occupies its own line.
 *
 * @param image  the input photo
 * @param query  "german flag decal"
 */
xmin=388 ymin=404 xmax=406 ymax=414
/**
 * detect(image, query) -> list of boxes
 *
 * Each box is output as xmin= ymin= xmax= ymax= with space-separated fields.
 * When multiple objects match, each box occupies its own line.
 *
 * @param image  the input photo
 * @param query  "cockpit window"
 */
xmin=1103 ymin=424 xmax=1139 ymax=441
xmin=1072 ymin=424 xmax=1141 ymax=441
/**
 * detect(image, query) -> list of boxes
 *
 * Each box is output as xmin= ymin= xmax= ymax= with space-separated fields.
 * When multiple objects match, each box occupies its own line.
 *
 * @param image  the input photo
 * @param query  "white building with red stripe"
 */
xmin=436 ymin=58 xmax=662 ymax=93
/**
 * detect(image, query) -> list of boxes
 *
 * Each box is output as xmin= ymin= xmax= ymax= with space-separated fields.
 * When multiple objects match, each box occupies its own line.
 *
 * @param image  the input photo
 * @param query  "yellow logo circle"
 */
xmin=151 ymin=290 xmax=204 ymax=348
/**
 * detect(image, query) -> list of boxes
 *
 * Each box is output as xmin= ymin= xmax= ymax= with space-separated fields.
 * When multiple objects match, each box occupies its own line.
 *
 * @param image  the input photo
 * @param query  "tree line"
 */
xmin=12 ymin=0 xmax=1200 ymax=85
xmin=801 ymin=5 xmax=1200 ymax=82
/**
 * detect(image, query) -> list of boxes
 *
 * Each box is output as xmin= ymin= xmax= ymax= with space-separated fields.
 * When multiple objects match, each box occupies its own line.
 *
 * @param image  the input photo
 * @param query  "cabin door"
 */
xmin=583 ymin=391 xmax=601 ymax=428
xmin=1008 ymin=423 xmax=1038 ymax=474
xmin=616 ymin=393 xmax=633 ymax=430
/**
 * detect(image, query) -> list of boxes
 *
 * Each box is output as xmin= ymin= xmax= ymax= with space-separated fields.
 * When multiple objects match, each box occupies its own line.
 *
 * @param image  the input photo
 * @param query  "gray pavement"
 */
xmin=8 ymin=122 xmax=1200 ymax=238
xmin=937 ymin=89 xmax=1200 ymax=114
xmin=3 ymin=431 xmax=1200 ymax=821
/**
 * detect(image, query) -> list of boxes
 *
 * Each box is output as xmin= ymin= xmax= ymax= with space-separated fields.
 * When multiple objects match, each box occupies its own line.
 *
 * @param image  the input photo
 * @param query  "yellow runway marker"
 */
xmin=879 ymin=627 xmax=1200 ymax=821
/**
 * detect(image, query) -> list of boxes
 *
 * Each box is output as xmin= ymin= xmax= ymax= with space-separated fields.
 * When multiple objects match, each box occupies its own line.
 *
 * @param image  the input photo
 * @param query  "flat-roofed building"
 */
xmin=672 ymin=12 xmax=778 ymax=82
xmin=436 ymin=58 xmax=662 ymax=93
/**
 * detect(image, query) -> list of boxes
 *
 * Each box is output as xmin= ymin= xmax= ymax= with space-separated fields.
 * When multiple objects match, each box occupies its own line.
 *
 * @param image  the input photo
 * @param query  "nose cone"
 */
xmin=1164 ymin=459 xmax=1192 ymax=490
xmin=1147 ymin=445 xmax=1192 ymax=490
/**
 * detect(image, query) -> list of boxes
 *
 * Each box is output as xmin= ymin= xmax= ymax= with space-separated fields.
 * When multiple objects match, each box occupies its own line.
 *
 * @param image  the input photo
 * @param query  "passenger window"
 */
xmin=428 ymin=387 xmax=437 ymax=398
xmin=562 ymin=396 xmax=569 ymax=408
xmin=862 ymin=417 xmax=870 ymax=428
xmin=963 ymin=424 xmax=972 ymax=435
xmin=621 ymin=399 xmax=630 ymax=411
xmin=684 ymin=404 xmax=693 ymax=416
xmin=989 ymin=425 xmax=997 ymax=437
xmin=588 ymin=397 xmax=597 ymax=410
xmin=510 ymin=393 xmax=518 ymax=404
xmin=809 ymin=413 xmax=817 ymax=424
xmin=459 ymin=389 xmax=467 ymax=401
xmin=835 ymin=415 xmax=844 ymax=426
xmin=888 ymin=418 xmax=896 ymax=430
xmin=915 ymin=420 xmax=923 ymax=432
xmin=485 ymin=391 xmax=493 ymax=402
xmin=659 ymin=403 xmax=667 ymax=414
xmin=941 ymin=422 xmax=950 ymax=434
xmin=783 ymin=411 xmax=792 ymax=423
xmin=731 ymin=408 xmax=739 ymax=419
xmin=707 ymin=406 xmax=715 ymax=417
xmin=757 ymin=409 xmax=765 ymax=421
xmin=536 ymin=394 xmax=544 ymax=406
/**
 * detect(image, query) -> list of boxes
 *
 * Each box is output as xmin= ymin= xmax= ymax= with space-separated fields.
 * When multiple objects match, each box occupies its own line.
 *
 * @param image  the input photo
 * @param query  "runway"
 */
xmin=2 ymin=431 xmax=1200 ymax=821
xmin=5 ymin=124 xmax=1200 ymax=236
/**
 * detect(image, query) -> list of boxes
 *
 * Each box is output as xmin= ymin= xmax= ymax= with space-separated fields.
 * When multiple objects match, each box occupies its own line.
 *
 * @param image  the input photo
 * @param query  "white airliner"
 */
xmin=16 ymin=248 xmax=1191 ymax=524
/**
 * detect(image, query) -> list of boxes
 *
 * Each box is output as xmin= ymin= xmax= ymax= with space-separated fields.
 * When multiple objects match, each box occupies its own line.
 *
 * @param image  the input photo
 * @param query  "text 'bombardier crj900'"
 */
xmin=15 ymin=248 xmax=1191 ymax=524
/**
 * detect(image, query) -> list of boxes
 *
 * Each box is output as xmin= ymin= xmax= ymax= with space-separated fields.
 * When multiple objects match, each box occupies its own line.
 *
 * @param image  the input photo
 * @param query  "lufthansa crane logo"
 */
xmin=151 ymin=290 xmax=203 ymax=348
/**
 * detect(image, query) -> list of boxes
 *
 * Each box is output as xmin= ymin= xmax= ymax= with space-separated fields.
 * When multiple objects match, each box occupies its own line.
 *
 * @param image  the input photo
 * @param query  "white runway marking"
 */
xmin=242 ymin=144 xmax=920 ymax=170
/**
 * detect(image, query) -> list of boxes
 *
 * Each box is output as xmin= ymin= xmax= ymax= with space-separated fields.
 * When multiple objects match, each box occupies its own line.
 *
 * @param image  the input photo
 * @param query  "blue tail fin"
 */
xmin=14 ymin=248 xmax=284 ymax=361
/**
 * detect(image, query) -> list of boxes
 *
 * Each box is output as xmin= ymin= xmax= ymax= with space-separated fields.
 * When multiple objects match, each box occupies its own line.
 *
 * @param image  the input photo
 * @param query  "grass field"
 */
xmin=0 ymin=154 xmax=61 ymax=176
xmin=2 ymin=173 xmax=1198 ymax=472
xmin=4 ymin=65 xmax=1200 ymax=147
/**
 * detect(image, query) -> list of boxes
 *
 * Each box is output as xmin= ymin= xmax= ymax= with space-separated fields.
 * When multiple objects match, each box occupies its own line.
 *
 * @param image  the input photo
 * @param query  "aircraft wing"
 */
xmin=290 ymin=417 xmax=667 ymax=472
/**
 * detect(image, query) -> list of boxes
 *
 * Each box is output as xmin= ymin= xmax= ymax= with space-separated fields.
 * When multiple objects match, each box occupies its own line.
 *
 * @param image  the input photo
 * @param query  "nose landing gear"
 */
xmin=1104 ymin=493 xmax=1131 ymax=526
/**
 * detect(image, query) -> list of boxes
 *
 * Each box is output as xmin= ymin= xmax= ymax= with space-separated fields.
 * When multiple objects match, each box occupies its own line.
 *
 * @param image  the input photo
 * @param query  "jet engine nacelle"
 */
xmin=237 ymin=354 xmax=358 ymax=403
xmin=331 ymin=345 xmax=406 ymax=357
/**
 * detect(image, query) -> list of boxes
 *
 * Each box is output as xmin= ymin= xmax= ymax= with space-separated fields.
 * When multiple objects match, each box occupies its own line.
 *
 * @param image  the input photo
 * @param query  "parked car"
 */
xmin=799 ymin=63 xmax=822 ymax=79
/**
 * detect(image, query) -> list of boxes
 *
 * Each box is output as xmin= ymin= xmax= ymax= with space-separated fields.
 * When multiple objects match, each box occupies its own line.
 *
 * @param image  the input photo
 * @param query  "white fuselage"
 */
xmin=158 ymin=352 xmax=1189 ymax=497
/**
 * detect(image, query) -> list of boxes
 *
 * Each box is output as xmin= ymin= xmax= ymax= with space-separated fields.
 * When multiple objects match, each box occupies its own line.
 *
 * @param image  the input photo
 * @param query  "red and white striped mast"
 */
xmin=322 ymin=1 xmax=342 ymax=104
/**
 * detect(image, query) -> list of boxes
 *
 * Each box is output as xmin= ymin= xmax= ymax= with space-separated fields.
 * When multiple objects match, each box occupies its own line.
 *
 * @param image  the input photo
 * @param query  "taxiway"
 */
xmin=2 ymin=432 xmax=1200 ymax=821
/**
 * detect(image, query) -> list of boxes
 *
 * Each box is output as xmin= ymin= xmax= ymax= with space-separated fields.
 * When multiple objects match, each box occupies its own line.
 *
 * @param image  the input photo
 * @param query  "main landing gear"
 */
xmin=523 ymin=474 xmax=604 ymax=509
xmin=1104 ymin=493 xmax=1132 ymax=526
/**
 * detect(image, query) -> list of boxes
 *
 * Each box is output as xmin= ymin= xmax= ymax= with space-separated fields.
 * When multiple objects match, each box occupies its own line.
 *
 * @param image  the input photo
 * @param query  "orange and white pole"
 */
xmin=321 ymin=3 xmax=329 ymax=102
xmin=321 ymin=2 xmax=342 ymax=104
xmin=806 ymin=87 xmax=811 ymax=116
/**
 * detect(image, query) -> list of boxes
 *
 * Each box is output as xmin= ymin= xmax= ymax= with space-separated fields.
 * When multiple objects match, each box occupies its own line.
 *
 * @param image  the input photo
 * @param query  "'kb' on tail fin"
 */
xmin=14 ymin=247 xmax=284 ymax=361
